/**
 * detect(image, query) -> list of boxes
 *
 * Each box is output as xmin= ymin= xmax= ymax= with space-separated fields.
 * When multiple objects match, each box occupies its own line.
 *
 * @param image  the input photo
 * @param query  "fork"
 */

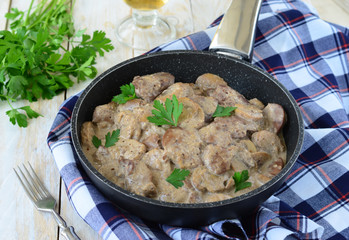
xmin=14 ymin=163 xmax=80 ymax=240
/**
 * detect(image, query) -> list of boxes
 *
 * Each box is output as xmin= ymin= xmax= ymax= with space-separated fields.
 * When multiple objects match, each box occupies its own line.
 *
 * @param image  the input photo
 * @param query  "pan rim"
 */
xmin=71 ymin=49 xmax=304 ymax=210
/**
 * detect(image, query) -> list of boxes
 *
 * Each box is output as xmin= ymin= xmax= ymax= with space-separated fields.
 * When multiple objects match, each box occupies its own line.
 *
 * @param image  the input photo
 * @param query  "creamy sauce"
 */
xmin=81 ymin=73 xmax=287 ymax=203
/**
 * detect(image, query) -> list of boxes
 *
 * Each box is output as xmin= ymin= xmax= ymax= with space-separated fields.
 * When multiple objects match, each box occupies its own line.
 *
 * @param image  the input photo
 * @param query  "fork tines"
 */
xmin=14 ymin=162 xmax=50 ymax=203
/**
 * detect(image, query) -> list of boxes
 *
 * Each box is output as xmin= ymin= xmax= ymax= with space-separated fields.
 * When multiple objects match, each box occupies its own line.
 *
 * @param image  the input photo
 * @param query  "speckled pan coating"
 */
xmin=71 ymin=50 xmax=304 ymax=226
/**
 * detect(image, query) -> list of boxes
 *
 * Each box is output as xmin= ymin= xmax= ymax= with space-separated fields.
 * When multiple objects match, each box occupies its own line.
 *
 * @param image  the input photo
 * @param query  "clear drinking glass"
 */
xmin=116 ymin=0 xmax=176 ymax=51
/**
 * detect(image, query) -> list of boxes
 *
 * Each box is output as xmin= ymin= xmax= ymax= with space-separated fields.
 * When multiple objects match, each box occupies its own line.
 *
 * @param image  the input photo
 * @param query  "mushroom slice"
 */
xmin=249 ymin=98 xmax=265 ymax=109
xmin=141 ymin=134 xmax=162 ymax=151
xmin=239 ymin=140 xmax=257 ymax=153
xmin=177 ymin=97 xmax=205 ymax=129
xmin=190 ymin=95 xmax=218 ymax=122
xmin=188 ymin=83 xmax=204 ymax=95
xmin=251 ymin=151 xmax=271 ymax=167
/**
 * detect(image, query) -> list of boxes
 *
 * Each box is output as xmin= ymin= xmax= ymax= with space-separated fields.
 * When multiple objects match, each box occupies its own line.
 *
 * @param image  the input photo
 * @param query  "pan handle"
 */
xmin=209 ymin=0 xmax=262 ymax=62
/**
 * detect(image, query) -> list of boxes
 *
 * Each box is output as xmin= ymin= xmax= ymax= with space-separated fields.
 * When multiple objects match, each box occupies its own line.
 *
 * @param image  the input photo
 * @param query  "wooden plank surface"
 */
xmin=310 ymin=0 xmax=349 ymax=27
xmin=0 ymin=0 xmax=63 ymax=239
xmin=1 ymin=0 xmax=348 ymax=239
xmin=0 ymin=0 xmax=10 ymax=28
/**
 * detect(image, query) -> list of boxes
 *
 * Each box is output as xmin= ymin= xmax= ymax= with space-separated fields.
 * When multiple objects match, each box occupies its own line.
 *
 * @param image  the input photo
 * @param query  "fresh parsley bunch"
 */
xmin=0 ymin=0 xmax=114 ymax=127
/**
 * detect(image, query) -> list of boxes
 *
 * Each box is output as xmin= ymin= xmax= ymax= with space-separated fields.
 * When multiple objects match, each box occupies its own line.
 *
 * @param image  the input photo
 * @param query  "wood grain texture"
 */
xmin=65 ymin=0 xmax=134 ymax=99
xmin=310 ymin=0 xmax=349 ymax=27
xmin=0 ymin=0 xmax=65 ymax=239
xmin=0 ymin=0 xmax=10 ymax=28
xmin=1 ymin=0 xmax=348 ymax=239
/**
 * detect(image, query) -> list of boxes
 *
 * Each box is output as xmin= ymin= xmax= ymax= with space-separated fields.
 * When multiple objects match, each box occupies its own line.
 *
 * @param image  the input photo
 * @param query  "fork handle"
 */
xmin=61 ymin=226 xmax=80 ymax=240
xmin=52 ymin=210 xmax=80 ymax=240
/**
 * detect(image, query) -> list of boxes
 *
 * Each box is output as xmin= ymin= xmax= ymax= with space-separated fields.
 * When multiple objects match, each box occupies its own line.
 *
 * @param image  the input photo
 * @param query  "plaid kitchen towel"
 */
xmin=47 ymin=0 xmax=349 ymax=239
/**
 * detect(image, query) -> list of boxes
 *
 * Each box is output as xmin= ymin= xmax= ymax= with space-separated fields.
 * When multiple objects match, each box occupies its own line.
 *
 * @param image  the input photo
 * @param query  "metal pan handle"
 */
xmin=209 ymin=0 xmax=262 ymax=62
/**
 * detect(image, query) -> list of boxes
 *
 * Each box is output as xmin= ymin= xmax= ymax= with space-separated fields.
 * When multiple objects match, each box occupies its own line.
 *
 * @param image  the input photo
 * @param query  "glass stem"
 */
xmin=132 ymin=9 xmax=159 ymax=28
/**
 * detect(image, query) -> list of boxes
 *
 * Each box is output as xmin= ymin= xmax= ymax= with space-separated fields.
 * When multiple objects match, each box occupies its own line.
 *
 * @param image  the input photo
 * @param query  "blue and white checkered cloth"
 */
xmin=47 ymin=0 xmax=349 ymax=239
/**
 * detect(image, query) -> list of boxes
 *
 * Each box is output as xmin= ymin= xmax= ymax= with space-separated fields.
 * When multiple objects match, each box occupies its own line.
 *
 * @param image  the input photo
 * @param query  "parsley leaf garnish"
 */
xmin=166 ymin=168 xmax=190 ymax=189
xmin=233 ymin=170 xmax=252 ymax=192
xmin=212 ymin=105 xmax=237 ymax=117
xmin=1 ymin=0 xmax=114 ymax=127
xmin=112 ymin=83 xmax=138 ymax=104
xmin=147 ymin=95 xmax=183 ymax=126
xmin=92 ymin=136 xmax=102 ymax=148
xmin=92 ymin=129 xmax=120 ymax=148
xmin=105 ymin=129 xmax=120 ymax=147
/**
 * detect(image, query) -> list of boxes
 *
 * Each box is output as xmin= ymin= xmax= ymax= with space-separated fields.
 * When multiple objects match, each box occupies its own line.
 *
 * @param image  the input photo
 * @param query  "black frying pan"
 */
xmin=71 ymin=0 xmax=304 ymax=226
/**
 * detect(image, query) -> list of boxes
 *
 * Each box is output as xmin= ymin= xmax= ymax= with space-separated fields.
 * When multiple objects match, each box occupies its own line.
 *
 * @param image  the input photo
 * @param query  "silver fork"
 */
xmin=14 ymin=163 xmax=80 ymax=240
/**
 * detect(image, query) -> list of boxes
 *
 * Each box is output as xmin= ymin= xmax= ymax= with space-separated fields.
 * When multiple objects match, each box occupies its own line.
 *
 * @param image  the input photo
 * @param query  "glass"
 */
xmin=116 ymin=0 xmax=176 ymax=51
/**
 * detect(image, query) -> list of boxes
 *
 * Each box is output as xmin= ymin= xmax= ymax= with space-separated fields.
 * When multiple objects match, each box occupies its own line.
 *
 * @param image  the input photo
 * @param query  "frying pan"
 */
xmin=71 ymin=0 xmax=304 ymax=226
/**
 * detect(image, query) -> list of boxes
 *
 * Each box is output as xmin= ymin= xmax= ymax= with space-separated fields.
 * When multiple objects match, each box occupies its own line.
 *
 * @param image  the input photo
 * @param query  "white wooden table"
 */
xmin=0 ymin=0 xmax=348 ymax=239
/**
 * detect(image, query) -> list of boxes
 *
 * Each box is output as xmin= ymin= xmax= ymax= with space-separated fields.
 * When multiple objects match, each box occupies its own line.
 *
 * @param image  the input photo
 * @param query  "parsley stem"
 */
xmin=24 ymin=0 xmax=35 ymax=26
xmin=44 ymin=1 xmax=67 ymax=29
xmin=5 ymin=96 xmax=15 ymax=110
xmin=27 ymin=0 xmax=56 ymax=30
